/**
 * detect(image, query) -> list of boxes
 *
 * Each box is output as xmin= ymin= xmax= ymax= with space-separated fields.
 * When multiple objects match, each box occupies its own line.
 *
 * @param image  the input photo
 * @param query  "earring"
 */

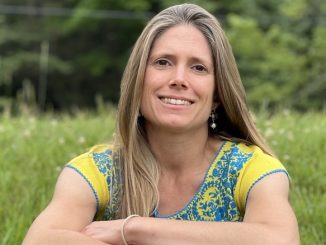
xmin=210 ymin=110 xmax=217 ymax=130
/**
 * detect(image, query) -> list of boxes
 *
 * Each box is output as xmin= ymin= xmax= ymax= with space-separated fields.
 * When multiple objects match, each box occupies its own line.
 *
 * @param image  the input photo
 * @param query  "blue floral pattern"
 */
xmin=92 ymin=142 xmax=255 ymax=221
xmin=92 ymin=149 xmax=121 ymax=220
xmin=153 ymin=143 xmax=253 ymax=221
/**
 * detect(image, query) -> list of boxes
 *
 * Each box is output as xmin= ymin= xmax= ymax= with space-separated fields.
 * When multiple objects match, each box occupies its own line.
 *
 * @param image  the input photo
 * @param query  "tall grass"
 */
xmin=0 ymin=110 xmax=325 ymax=244
xmin=257 ymin=110 xmax=325 ymax=244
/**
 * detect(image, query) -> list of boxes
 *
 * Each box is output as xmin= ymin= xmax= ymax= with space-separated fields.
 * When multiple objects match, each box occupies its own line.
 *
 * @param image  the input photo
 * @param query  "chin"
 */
xmin=162 ymin=121 xmax=200 ymax=133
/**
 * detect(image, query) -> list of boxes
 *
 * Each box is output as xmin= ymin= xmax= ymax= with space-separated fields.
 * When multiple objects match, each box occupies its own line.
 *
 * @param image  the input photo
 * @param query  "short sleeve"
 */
xmin=234 ymin=145 xmax=288 ymax=214
xmin=65 ymin=145 xmax=111 ymax=219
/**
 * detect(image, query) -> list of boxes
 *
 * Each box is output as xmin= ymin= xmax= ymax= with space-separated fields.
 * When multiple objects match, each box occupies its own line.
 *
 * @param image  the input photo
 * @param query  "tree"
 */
xmin=0 ymin=0 xmax=324 ymax=111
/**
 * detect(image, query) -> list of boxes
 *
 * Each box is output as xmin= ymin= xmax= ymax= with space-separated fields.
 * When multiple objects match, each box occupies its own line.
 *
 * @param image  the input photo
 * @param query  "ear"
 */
xmin=212 ymin=101 xmax=220 ymax=111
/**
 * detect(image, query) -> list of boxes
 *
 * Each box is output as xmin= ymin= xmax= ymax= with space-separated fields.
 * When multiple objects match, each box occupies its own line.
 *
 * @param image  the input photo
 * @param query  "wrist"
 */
xmin=121 ymin=215 xmax=141 ymax=245
xmin=123 ymin=216 xmax=144 ymax=244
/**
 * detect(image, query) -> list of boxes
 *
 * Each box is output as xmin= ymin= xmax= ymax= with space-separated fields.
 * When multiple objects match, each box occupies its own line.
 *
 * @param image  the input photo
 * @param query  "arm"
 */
xmin=23 ymin=167 xmax=109 ymax=245
xmin=124 ymin=172 xmax=299 ymax=245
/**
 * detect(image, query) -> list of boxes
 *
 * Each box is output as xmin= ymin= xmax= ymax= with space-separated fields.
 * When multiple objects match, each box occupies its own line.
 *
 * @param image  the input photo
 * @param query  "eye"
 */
xmin=192 ymin=64 xmax=208 ymax=73
xmin=154 ymin=58 xmax=171 ymax=67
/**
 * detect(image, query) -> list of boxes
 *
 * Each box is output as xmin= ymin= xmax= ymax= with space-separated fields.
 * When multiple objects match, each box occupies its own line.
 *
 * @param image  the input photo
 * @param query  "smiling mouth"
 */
xmin=159 ymin=97 xmax=193 ymax=105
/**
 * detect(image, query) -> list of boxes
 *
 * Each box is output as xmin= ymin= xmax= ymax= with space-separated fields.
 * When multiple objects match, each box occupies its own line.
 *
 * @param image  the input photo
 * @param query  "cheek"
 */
xmin=144 ymin=66 xmax=169 ymax=87
xmin=141 ymin=71 xmax=151 ymax=100
xmin=201 ymin=81 xmax=216 ymax=112
xmin=140 ymin=82 xmax=152 ymax=115
xmin=208 ymin=79 xmax=216 ymax=103
xmin=140 ymin=91 xmax=147 ymax=114
xmin=196 ymin=79 xmax=215 ymax=101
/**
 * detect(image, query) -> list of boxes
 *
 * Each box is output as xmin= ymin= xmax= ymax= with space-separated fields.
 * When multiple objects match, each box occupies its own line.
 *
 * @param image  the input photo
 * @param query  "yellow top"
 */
xmin=66 ymin=141 xmax=288 ymax=221
xmin=66 ymin=145 xmax=112 ymax=219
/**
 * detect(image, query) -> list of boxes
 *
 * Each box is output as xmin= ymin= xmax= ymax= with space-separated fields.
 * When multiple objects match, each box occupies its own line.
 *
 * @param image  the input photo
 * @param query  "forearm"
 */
xmin=23 ymin=229 xmax=109 ymax=245
xmin=127 ymin=218 xmax=298 ymax=245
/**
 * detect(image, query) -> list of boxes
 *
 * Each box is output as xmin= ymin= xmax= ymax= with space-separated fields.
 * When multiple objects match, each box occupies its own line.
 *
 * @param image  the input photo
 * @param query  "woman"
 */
xmin=23 ymin=3 xmax=299 ymax=245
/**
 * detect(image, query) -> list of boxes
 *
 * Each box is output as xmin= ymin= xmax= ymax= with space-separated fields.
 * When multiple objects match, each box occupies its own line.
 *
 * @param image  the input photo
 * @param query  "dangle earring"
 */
xmin=210 ymin=110 xmax=217 ymax=130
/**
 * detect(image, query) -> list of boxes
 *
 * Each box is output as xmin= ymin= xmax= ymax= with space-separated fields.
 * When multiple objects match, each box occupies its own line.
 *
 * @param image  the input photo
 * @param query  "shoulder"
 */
xmin=68 ymin=144 xmax=114 ymax=165
xmin=67 ymin=144 xmax=116 ymax=177
xmin=234 ymin=142 xmax=287 ymax=181
xmin=66 ymin=144 xmax=117 ymax=219
xmin=220 ymin=141 xmax=285 ymax=171
xmin=231 ymin=142 xmax=288 ymax=213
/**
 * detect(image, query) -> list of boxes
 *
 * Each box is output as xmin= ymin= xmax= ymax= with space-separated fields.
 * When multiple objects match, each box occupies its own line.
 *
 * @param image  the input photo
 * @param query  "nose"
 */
xmin=169 ymin=65 xmax=188 ymax=89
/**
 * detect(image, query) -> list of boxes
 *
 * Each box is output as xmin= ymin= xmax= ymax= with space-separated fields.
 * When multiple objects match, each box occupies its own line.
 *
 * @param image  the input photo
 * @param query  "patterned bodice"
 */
xmin=66 ymin=141 xmax=287 ymax=221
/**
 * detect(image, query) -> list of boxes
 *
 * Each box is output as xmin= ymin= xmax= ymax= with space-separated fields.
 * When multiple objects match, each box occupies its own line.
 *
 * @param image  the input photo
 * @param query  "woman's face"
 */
xmin=140 ymin=24 xmax=216 ymax=134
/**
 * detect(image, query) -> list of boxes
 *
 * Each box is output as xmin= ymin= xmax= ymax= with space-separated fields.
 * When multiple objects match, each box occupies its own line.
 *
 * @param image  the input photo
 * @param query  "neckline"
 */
xmin=153 ymin=140 xmax=230 ymax=218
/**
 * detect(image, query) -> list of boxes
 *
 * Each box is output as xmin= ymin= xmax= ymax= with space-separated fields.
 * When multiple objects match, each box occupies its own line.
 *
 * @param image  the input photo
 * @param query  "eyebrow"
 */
xmin=149 ymin=52 xmax=213 ymax=67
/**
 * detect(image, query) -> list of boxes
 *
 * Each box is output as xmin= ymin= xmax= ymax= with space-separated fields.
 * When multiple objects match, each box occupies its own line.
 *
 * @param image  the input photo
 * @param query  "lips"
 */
xmin=159 ymin=96 xmax=193 ymax=105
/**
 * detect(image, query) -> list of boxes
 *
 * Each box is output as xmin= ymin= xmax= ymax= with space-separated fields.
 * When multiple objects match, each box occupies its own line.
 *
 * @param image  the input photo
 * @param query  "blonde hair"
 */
xmin=114 ymin=3 xmax=274 ymax=218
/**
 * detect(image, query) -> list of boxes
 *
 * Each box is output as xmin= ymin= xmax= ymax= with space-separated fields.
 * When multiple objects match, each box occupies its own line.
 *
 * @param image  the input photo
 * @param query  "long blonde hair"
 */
xmin=114 ymin=3 xmax=274 ymax=218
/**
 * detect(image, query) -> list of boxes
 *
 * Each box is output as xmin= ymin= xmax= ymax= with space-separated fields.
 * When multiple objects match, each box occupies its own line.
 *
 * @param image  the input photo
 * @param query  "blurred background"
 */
xmin=0 ymin=0 xmax=325 ymax=114
xmin=0 ymin=1 xmax=325 ymax=245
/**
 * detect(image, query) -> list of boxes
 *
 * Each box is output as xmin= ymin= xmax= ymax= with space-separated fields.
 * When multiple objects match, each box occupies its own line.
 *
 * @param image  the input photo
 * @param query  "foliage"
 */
xmin=0 ymin=0 xmax=325 ymax=111
xmin=227 ymin=15 xmax=307 ymax=108
xmin=256 ymin=110 xmax=326 ymax=244
xmin=0 ymin=110 xmax=116 ymax=244
xmin=0 ymin=110 xmax=325 ymax=244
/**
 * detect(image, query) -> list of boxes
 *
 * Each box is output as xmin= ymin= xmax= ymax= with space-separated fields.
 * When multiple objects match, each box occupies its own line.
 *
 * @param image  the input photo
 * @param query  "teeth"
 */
xmin=161 ymin=97 xmax=191 ymax=105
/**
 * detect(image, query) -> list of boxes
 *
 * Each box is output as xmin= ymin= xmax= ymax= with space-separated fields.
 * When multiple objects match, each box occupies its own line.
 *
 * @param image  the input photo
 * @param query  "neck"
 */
xmin=145 ymin=125 xmax=220 ymax=175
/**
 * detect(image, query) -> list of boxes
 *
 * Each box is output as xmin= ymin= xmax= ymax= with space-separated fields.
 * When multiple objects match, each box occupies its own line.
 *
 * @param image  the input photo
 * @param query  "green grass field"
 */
xmin=0 ymin=110 xmax=325 ymax=244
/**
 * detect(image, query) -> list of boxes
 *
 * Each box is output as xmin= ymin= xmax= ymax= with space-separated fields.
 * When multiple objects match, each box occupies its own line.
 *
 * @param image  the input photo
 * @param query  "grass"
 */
xmin=0 ymin=110 xmax=325 ymax=244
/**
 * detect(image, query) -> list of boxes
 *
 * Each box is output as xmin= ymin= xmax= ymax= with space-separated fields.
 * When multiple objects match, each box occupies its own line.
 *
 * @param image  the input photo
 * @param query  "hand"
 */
xmin=81 ymin=219 xmax=124 ymax=245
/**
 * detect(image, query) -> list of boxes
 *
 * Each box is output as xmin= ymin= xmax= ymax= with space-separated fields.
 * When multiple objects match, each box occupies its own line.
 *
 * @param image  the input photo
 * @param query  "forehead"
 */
xmin=150 ymin=24 xmax=212 ymax=60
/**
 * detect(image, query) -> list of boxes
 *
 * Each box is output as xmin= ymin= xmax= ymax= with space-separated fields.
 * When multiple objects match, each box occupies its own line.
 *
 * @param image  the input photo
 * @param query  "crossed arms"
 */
xmin=23 ymin=167 xmax=299 ymax=245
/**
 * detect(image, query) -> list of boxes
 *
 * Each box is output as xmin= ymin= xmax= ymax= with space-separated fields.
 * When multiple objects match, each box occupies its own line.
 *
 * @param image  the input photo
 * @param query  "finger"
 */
xmin=81 ymin=225 xmax=97 ymax=236
xmin=82 ymin=221 xmax=99 ymax=232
